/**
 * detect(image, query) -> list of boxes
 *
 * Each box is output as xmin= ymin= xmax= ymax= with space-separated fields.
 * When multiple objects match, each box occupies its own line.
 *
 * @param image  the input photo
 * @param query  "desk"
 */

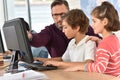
xmin=0 ymin=62 xmax=120 ymax=80
xmin=42 ymin=70 xmax=120 ymax=80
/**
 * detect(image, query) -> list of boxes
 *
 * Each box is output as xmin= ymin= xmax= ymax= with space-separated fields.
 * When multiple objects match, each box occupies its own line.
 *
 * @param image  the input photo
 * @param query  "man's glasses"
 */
xmin=52 ymin=13 xmax=66 ymax=19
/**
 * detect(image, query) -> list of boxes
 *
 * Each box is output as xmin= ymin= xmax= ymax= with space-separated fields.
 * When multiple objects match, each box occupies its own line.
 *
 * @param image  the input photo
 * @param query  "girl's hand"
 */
xmin=64 ymin=62 xmax=86 ymax=72
xmin=86 ymin=36 xmax=101 ymax=43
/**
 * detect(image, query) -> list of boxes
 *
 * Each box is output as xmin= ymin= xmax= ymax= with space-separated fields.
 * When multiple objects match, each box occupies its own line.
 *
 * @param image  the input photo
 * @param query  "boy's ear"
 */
xmin=103 ymin=18 xmax=108 ymax=25
xmin=76 ymin=26 xmax=80 ymax=31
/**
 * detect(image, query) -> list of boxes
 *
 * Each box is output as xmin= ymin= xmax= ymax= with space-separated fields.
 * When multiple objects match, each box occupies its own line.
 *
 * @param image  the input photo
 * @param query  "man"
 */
xmin=28 ymin=0 xmax=99 ymax=58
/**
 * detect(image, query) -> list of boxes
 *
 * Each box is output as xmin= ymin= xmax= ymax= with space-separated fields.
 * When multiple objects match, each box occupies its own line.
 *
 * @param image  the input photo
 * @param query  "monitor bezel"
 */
xmin=3 ymin=18 xmax=34 ymax=64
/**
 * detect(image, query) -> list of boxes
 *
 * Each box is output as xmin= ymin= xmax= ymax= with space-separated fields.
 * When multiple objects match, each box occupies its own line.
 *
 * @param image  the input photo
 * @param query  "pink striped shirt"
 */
xmin=87 ymin=35 xmax=120 ymax=77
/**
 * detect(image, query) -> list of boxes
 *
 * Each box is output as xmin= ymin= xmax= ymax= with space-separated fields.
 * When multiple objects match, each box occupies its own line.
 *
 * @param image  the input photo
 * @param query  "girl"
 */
xmin=43 ymin=9 xmax=96 ymax=68
xmin=65 ymin=1 xmax=120 ymax=77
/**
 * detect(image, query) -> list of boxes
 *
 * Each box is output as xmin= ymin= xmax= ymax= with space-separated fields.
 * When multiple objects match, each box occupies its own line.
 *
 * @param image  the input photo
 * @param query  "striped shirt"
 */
xmin=87 ymin=35 xmax=120 ymax=77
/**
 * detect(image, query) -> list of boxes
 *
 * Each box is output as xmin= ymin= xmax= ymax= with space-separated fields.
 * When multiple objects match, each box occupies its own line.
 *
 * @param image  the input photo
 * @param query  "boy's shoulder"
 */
xmin=85 ymin=35 xmax=96 ymax=46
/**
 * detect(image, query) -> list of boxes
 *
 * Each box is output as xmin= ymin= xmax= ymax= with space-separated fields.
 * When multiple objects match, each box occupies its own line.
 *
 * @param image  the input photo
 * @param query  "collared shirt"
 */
xmin=62 ymin=35 xmax=96 ymax=62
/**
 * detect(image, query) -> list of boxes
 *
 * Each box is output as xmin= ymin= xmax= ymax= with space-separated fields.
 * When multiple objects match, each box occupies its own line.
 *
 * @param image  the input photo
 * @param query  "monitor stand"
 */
xmin=6 ymin=51 xmax=21 ymax=73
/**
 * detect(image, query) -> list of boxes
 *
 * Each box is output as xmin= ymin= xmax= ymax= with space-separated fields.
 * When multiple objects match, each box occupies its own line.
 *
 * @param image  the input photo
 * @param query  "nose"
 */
xmin=57 ymin=15 xmax=62 ymax=21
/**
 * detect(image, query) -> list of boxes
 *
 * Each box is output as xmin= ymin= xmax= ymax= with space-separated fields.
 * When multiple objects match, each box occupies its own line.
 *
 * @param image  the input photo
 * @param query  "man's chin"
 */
xmin=55 ymin=24 xmax=62 ymax=29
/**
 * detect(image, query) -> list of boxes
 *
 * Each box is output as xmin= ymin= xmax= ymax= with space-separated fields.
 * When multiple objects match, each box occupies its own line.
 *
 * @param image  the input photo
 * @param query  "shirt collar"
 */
xmin=72 ymin=35 xmax=89 ymax=47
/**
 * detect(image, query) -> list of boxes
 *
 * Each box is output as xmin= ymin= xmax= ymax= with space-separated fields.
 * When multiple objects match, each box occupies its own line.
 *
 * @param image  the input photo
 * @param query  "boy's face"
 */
xmin=91 ymin=16 xmax=105 ymax=34
xmin=62 ymin=20 xmax=78 ymax=39
xmin=51 ymin=4 xmax=69 ymax=28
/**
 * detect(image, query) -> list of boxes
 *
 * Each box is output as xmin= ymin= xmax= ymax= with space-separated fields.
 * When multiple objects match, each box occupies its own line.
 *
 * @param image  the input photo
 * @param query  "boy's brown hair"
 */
xmin=62 ymin=9 xmax=89 ymax=33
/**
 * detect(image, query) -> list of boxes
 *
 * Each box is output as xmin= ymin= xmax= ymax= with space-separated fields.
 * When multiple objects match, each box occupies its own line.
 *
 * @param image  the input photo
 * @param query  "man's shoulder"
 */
xmin=45 ymin=23 xmax=56 ymax=28
xmin=40 ymin=23 xmax=56 ymax=32
xmin=44 ymin=23 xmax=62 ymax=33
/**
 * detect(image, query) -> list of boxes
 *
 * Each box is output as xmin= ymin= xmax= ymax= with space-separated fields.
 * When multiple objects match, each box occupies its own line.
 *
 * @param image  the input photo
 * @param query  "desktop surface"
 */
xmin=42 ymin=70 xmax=120 ymax=80
xmin=0 ymin=61 xmax=120 ymax=80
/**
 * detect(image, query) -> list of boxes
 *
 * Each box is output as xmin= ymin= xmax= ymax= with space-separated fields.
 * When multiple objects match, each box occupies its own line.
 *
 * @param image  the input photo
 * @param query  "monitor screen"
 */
xmin=3 ymin=18 xmax=33 ymax=64
xmin=0 ymin=31 xmax=5 ymax=53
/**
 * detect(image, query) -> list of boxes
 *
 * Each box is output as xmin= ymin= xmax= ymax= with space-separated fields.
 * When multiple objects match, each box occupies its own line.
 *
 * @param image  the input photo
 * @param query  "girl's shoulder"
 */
xmin=100 ymin=35 xmax=118 ymax=44
xmin=98 ymin=35 xmax=119 ymax=50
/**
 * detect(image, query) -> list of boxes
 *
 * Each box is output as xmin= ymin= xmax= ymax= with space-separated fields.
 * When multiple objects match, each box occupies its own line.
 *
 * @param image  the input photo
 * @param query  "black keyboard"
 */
xmin=24 ymin=62 xmax=57 ymax=71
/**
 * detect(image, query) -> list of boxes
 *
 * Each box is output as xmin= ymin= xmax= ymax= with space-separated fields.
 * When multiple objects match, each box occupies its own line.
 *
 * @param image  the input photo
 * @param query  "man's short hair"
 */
xmin=51 ymin=0 xmax=69 ymax=10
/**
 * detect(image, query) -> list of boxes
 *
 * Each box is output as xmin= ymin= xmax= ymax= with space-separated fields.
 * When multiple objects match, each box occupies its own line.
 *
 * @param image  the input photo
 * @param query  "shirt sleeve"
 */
xmin=30 ymin=27 xmax=51 ymax=47
xmin=84 ymin=40 xmax=96 ymax=61
xmin=87 ymin=42 xmax=110 ymax=73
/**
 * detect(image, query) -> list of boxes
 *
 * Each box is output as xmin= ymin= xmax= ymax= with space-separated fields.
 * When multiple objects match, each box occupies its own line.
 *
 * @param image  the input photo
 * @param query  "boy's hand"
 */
xmin=43 ymin=61 xmax=61 ymax=67
xmin=34 ymin=57 xmax=49 ymax=63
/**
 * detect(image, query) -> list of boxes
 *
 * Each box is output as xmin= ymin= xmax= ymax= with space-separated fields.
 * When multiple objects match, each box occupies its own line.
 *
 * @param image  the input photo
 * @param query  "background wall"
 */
xmin=67 ymin=0 xmax=80 ymax=9
xmin=0 ymin=0 xmax=5 ymax=29
xmin=79 ymin=0 xmax=120 ymax=24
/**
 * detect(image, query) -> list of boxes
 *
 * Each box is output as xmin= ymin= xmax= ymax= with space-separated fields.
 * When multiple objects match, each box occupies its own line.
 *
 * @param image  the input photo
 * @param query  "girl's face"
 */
xmin=91 ymin=16 xmax=105 ymax=34
xmin=62 ymin=20 xmax=78 ymax=39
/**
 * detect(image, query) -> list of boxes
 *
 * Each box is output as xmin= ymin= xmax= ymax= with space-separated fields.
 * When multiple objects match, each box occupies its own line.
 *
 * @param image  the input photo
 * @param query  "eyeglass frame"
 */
xmin=52 ymin=12 xmax=66 ymax=19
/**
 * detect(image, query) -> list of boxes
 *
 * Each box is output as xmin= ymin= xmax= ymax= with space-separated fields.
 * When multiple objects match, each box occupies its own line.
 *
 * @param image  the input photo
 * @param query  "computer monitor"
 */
xmin=3 ymin=18 xmax=34 ymax=70
xmin=0 ymin=31 xmax=5 ymax=53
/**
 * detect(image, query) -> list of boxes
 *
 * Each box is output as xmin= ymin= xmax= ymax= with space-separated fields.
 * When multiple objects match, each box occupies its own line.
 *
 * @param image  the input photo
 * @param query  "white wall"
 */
xmin=0 ymin=0 xmax=7 ymax=51
xmin=6 ymin=0 xmax=15 ymax=20
xmin=67 ymin=0 xmax=80 ymax=9
xmin=0 ymin=0 xmax=5 ymax=29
